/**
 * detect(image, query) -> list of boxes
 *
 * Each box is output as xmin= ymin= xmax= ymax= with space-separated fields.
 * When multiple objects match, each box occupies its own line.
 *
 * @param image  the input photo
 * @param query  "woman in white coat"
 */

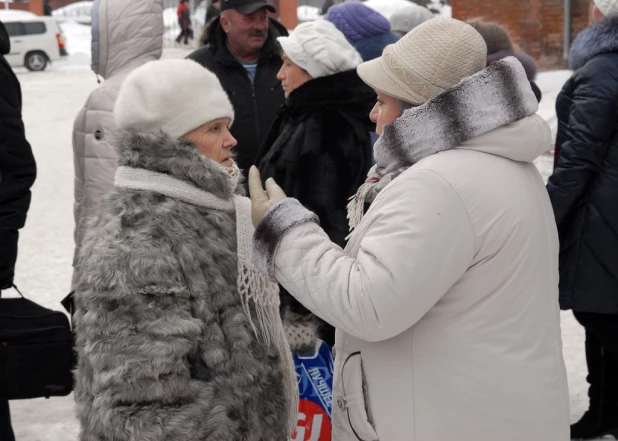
xmin=249 ymin=17 xmax=570 ymax=441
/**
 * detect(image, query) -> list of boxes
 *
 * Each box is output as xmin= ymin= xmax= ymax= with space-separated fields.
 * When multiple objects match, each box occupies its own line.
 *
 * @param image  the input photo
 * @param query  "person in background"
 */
xmin=325 ymin=1 xmax=399 ymax=62
xmin=321 ymin=0 xmax=344 ymax=15
xmin=73 ymin=59 xmax=296 ymax=441
xmin=176 ymin=0 xmax=192 ymax=45
xmin=249 ymin=17 xmax=569 ymax=441
xmin=43 ymin=0 xmax=53 ymax=16
xmin=467 ymin=19 xmax=542 ymax=102
xmin=0 ymin=20 xmax=37 ymax=441
xmin=205 ymin=0 xmax=220 ymax=24
xmin=71 ymin=0 xmax=163 ymax=290
xmin=547 ymin=0 xmax=618 ymax=439
xmin=255 ymin=19 xmax=374 ymax=350
xmin=389 ymin=3 xmax=434 ymax=36
xmin=188 ymin=0 xmax=288 ymax=177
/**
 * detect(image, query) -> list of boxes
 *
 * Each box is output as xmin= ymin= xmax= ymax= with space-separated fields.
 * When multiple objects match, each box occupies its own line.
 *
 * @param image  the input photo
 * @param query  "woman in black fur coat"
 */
xmin=256 ymin=20 xmax=375 ymax=349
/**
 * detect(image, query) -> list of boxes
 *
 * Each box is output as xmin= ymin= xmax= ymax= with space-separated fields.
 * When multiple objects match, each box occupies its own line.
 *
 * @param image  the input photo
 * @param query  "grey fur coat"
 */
xmin=73 ymin=131 xmax=290 ymax=441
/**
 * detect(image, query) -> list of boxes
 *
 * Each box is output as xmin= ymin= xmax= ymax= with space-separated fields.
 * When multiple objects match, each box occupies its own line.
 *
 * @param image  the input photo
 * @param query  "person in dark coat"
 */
xmin=43 ymin=0 xmax=53 ymax=16
xmin=325 ymin=1 xmax=399 ymax=62
xmin=205 ymin=0 xmax=220 ymax=24
xmin=546 ymin=2 xmax=618 ymax=439
xmin=256 ymin=20 xmax=374 ymax=349
xmin=187 ymin=0 xmax=287 ymax=176
xmin=176 ymin=0 xmax=191 ymax=45
xmin=0 ymin=21 xmax=37 ymax=441
xmin=467 ymin=19 xmax=542 ymax=102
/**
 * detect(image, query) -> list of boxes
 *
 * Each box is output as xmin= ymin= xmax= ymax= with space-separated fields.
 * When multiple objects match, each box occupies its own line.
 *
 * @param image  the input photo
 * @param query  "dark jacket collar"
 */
xmin=0 ymin=22 xmax=10 ymax=55
xmin=116 ymin=131 xmax=242 ymax=200
xmin=570 ymin=13 xmax=618 ymax=70
xmin=285 ymin=69 xmax=376 ymax=125
xmin=206 ymin=17 xmax=287 ymax=67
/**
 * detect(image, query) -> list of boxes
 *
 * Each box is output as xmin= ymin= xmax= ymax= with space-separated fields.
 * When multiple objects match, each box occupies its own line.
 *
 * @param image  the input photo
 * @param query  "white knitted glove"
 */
xmin=248 ymin=166 xmax=287 ymax=228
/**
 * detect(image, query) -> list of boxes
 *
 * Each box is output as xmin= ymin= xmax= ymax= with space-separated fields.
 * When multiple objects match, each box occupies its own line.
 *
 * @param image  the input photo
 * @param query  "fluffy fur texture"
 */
xmin=487 ymin=51 xmax=538 ymax=81
xmin=570 ymin=13 xmax=618 ymax=71
xmin=74 ymin=131 xmax=292 ymax=441
xmin=253 ymin=198 xmax=319 ymax=280
xmin=113 ymin=59 xmax=234 ymax=139
xmin=347 ymin=56 xmax=539 ymax=230
xmin=374 ymin=57 xmax=538 ymax=174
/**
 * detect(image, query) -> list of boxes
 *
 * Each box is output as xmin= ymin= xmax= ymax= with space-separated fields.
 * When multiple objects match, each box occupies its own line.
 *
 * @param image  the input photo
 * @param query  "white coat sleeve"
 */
xmin=253 ymin=169 xmax=476 ymax=342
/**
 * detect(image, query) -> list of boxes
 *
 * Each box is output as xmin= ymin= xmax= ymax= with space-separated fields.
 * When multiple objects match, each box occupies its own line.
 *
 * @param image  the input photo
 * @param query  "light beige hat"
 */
xmin=594 ymin=0 xmax=618 ymax=16
xmin=357 ymin=17 xmax=487 ymax=105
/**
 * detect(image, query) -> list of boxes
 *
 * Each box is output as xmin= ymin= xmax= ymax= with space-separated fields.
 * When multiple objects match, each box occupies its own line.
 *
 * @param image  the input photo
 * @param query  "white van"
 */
xmin=2 ymin=15 xmax=67 ymax=71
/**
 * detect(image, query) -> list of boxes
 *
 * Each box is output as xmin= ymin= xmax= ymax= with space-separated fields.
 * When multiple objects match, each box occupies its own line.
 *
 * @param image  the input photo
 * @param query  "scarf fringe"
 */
xmin=234 ymin=197 xmax=299 ymax=436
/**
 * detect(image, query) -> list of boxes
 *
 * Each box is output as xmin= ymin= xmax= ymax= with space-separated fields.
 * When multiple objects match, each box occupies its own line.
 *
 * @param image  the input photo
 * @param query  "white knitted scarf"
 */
xmin=114 ymin=165 xmax=298 ymax=434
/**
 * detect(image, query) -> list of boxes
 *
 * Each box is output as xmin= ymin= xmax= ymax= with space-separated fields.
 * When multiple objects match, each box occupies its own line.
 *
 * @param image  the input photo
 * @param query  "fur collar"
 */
xmin=116 ymin=131 xmax=244 ymax=200
xmin=374 ymin=57 xmax=538 ymax=175
xmin=487 ymin=51 xmax=538 ymax=81
xmin=286 ymin=69 xmax=376 ymax=119
xmin=570 ymin=14 xmax=618 ymax=71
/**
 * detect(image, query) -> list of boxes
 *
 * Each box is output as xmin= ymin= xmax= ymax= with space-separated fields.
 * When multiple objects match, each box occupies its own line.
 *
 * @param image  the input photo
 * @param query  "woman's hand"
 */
xmin=248 ymin=166 xmax=287 ymax=228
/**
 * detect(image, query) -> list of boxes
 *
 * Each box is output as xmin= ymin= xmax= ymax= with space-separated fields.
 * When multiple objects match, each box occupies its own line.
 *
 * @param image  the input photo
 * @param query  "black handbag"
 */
xmin=0 ymin=285 xmax=74 ymax=400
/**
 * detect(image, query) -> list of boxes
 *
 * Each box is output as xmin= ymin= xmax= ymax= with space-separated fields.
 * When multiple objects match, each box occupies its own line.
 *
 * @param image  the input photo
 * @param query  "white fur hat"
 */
xmin=594 ymin=0 xmax=618 ymax=16
xmin=114 ymin=59 xmax=234 ymax=139
xmin=277 ymin=19 xmax=362 ymax=79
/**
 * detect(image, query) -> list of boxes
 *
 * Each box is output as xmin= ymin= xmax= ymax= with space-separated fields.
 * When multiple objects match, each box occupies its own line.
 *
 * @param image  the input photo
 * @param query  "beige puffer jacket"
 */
xmin=72 ymin=0 xmax=163 ymax=283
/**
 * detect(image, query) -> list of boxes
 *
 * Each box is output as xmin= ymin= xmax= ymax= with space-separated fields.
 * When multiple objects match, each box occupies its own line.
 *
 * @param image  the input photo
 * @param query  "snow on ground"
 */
xmin=52 ymin=1 xmax=93 ymax=25
xmin=298 ymin=5 xmax=322 ymax=22
xmin=365 ymin=0 xmax=418 ymax=19
xmin=0 ymin=10 xmax=37 ymax=19
xmin=8 ymin=62 xmax=591 ymax=439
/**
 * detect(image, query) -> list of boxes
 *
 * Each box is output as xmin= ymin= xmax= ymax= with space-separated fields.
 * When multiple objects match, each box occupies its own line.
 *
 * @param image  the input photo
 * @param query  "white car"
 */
xmin=1 ymin=14 xmax=67 ymax=71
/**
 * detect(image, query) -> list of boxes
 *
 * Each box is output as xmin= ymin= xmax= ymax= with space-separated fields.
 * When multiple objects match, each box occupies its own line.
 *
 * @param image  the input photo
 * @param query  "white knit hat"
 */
xmin=389 ymin=4 xmax=434 ymax=35
xmin=594 ymin=0 xmax=618 ymax=16
xmin=114 ymin=59 xmax=234 ymax=139
xmin=277 ymin=19 xmax=362 ymax=79
xmin=357 ymin=17 xmax=487 ymax=105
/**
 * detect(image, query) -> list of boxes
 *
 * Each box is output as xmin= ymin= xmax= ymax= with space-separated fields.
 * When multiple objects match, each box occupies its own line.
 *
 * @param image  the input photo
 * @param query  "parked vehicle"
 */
xmin=1 ymin=16 xmax=67 ymax=71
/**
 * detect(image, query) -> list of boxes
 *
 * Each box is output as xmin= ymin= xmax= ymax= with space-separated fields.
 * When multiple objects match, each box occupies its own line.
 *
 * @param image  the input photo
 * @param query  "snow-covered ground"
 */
xmin=5 ymin=26 xmax=593 ymax=437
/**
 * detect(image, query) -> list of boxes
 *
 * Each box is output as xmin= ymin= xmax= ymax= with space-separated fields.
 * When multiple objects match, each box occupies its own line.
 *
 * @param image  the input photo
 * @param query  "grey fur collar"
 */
xmin=570 ymin=14 xmax=618 ymax=71
xmin=116 ymin=131 xmax=244 ymax=200
xmin=374 ymin=56 xmax=539 ymax=175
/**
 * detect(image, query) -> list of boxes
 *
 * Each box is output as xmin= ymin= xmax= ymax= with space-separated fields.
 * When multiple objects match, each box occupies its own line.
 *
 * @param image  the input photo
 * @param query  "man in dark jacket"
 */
xmin=0 ymin=21 xmax=37 ymax=441
xmin=187 ymin=0 xmax=287 ymax=175
xmin=547 ymin=2 xmax=618 ymax=439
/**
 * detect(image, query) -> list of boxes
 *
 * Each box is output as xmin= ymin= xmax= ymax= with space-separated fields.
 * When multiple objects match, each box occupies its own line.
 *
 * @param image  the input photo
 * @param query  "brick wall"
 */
xmin=451 ymin=0 xmax=590 ymax=70
xmin=1 ymin=0 xmax=43 ymax=15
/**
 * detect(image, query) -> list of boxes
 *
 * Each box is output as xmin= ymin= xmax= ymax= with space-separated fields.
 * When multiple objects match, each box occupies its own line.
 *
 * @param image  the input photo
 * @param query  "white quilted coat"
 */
xmin=270 ymin=115 xmax=570 ymax=441
xmin=72 ymin=0 xmax=163 ymax=282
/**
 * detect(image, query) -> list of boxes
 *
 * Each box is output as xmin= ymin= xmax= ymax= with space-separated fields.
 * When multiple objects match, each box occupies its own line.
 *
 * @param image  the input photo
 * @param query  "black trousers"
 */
xmin=176 ymin=28 xmax=190 ymax=44
xmin=0 ymin=400 xmax=15 ymax=441
xmin=574 ymin=312 xmax=618 ymax=432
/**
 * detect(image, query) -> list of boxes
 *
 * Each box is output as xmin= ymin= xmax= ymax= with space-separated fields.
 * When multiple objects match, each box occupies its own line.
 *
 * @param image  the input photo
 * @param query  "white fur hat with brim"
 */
xmin=114 ymin=59 xmax=234 ymax=139
xmin=594 ymin=0 xmax=618 ymax=16
xmin=277 ymin=19 xmax=362 ymax=79
xmin=357 ymin=17 xmax=487 ymax=105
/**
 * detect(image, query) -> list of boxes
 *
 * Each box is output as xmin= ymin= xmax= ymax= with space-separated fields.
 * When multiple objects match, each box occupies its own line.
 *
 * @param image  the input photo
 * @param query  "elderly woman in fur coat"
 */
xmin=72 ymin=59 xmax=296 ymax=441
xmin=255 ymin=19 xmax=374 ymax=351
